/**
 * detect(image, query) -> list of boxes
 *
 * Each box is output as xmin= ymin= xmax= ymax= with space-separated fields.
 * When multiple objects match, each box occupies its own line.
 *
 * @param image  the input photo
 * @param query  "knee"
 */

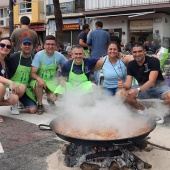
xmin=10 ymin=94 xmax=19 ymax=105
xmin=162 ymin=92 xmax=170 ymax=104
xmin=0 ymin=83 xmax=6 ymax=95
xmin=26 ymin=107 xmax=37 ymax=114
xmin=18 ymin=84 xmax=26 ymax=95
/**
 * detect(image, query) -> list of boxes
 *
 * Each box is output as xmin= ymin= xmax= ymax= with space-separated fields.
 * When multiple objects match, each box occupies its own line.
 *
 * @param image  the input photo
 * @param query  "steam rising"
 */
xmin=56 ymin=88 xmax=152 ymax=138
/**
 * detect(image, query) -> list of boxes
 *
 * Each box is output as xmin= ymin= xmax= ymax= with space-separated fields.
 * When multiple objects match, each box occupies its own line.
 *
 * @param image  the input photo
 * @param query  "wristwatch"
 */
xmin=137 ymin=87 xmax=141 ymax=92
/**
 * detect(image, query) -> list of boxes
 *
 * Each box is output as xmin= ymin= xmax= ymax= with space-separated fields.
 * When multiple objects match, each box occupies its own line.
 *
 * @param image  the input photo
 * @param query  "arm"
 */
xmin=138 ymin=71 xmax=158 ymax=91
xmin=59 ymin=62 xmax=70 ymax=86
xmin=58 ymin=53 xmax=68 ymax=66
xmin=128 ymin=71 xmax=158 ymax=98
xmin=0 ymin=76 xmax=18 ymax=94
xmin=86 ymin=32 xmax=92 ymax=46
xmin=30 ymin=67 xmax=46 ymax=89
xmin=79 ymin=39 xmax=89 ymax=48
xmin=122 ymin=55 xmax=134 ymax=65
xmin=93 ymin=58 xmax=103 ymax=71
xmin=118 ymin=75 xmax=133 ymax=90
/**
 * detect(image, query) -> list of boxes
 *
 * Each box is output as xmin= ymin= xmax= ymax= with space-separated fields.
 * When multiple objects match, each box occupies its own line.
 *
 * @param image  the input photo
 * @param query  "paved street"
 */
xmin=0 ymin=97 xmax=66 ymax=170
xmin=0 ymin=97 xmax=170 ymax=170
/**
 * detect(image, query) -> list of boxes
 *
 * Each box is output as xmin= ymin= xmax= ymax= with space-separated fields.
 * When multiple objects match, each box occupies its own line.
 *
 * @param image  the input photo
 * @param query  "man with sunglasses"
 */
xmin=30 ymin=35 xmax=67 ymax=114
xmin=7 ymin=37 xmax=37 ymax=114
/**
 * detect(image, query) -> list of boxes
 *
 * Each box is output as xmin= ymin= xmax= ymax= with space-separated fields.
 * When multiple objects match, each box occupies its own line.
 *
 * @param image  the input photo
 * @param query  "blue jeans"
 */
xmin=19 ymin=93 xmax=37 ymax=108
xmin=132 ymin=82 xmax=170 ymax=99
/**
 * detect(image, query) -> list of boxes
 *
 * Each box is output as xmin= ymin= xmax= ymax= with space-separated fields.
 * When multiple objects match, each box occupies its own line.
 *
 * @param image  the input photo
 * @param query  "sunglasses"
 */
xmin=0 ymin=43 xmax=12 ymax=50
xmin=45 ymin=43 xmax=56 ymax=46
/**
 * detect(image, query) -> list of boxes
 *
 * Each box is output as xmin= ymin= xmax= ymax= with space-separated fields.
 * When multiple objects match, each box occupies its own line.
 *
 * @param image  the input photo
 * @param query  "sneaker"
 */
xmin=17 ymin=102 xmax=24 ymax=109
xmin=137 ymin=107 xmax=147 ymax=115
xmin=10 ymin=104 xmax=20 ymax=115
xmin=155 ymin=116 xmax=164 ymax=124
xmin=37 ymin=104 xmax=44 ymax=115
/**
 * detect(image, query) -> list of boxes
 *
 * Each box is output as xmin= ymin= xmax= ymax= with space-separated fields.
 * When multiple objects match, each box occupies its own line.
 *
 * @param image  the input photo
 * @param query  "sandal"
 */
xmin=0 ymin=117 xmax=4 ymax=123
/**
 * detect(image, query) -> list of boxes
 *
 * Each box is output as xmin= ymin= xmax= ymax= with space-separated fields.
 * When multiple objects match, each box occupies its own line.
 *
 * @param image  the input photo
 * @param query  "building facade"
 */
xmin=84 ymin=0 xmax=170 ymax=50
xmin=13 ymin=0 xmax=46 ymax=45
xmin=46 ymin=0 xmax=85 ymax=46
xmin=0 ymin=2 xmax=9 ymax=38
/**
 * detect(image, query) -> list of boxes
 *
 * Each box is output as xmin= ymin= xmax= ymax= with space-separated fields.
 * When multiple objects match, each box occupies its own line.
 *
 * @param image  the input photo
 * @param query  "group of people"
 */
xmin=0 ymin=17 xmax=170 ymax=125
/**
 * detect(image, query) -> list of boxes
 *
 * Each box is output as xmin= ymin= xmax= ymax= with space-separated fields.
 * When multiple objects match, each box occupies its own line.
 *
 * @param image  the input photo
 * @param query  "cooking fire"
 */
xmin=61 ymin=140 xmax=152 ymax=170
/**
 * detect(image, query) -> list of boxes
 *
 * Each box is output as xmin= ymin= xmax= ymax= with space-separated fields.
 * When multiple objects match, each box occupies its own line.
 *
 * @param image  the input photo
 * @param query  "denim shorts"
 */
xmin=102 ymin=87 xmax=120 ymax=96
xmin=19 ymin=93 xmax=37 ymax=108
xmin=132 ymin=82 xmax=170 ymax=99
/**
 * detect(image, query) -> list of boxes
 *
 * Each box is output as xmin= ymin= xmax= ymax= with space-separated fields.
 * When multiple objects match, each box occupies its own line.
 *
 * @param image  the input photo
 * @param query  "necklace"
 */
xmin=0 ymin=61 xmax=7 ymax=78
xmin=109 ymin=58 xmax=125 ymax=79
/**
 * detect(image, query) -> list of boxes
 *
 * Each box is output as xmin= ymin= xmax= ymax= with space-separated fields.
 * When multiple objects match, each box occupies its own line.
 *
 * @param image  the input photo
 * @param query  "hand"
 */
xmin=151 ymin=54 xmax=160 ymax=60
xmin=9 ymin=81 xmax=18 ymax=94
xmin=118 ymin=77 xmax=123 ymax=89
xmin=128 ymin=88 xmax=138 ymax=98
xmin=37 ymin=77 xmax=46 ymax=89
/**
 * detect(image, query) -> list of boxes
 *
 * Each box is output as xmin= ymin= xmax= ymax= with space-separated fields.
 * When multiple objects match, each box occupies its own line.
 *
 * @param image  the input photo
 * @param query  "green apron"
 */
xmin=30 ymin=51 xmax=58 ymax=93
xmin=55 ymin=60 xmax=93 ymax=95
xmin=10 ymin=52 xmax=36 ymax=102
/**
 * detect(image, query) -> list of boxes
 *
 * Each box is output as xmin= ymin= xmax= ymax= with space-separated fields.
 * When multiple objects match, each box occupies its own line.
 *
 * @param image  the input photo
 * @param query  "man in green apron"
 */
xmin=30 ymin=35 xmax=67 ymax=114
xmin=7 ymin=37 xmax=37 ymax=114
xmin=55 ymin=45 xmax=100 ymax=95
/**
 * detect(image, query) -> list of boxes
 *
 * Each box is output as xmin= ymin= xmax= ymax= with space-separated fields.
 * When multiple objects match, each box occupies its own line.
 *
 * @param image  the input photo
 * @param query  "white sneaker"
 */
xmin=10 ymin=104 xmax=20 ymax=115
xmin=155 ymin=117 xmax=164 ymax=124
xmin=137 ymin=107 xmax=147 ymax=115
xmin=17 ymin=102 xmax=24 ymax=109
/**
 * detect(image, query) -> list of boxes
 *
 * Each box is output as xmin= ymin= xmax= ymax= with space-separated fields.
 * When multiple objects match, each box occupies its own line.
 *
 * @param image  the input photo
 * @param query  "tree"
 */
xmin=53 ymin=0 xmax=63 ymax=47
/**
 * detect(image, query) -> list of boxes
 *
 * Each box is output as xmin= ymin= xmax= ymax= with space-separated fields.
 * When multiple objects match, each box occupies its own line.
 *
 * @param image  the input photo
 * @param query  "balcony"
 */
xmin=85 ymin=0 xmax=170 ymax=11
xmin=46 ymin=0 xmax=85 ymax=16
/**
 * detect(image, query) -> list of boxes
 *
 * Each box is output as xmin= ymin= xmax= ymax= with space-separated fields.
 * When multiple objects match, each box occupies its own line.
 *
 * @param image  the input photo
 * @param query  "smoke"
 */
xmin=55 ymin=88 xmax=153 ymax=139
xmin=152 ymin=101 xmax=169 ymax=118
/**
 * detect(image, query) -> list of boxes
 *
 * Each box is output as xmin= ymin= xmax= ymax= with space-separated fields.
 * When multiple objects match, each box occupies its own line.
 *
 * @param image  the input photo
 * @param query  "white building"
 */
xmin=84 ymin=0 xmax=170 ymax=49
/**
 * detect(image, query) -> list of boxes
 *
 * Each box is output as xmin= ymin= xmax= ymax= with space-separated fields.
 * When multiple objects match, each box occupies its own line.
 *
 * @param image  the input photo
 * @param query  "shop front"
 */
xmin=48 ymin=18 xmax=82 ymax=46
xmin=129 ymin=19 xmax=153 ymax=44
xmin=29 ymin=24 xmax=46 ymax=46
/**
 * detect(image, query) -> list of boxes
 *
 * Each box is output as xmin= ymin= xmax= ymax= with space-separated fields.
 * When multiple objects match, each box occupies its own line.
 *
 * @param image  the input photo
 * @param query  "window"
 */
xmin=20 ymin=0 xmax=32 ymax=13
xmin=0 ymin=8 xmax=8 ymax=18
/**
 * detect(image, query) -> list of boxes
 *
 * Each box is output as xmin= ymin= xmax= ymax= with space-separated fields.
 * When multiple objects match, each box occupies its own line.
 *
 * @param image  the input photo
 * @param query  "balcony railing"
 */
xmin=46 ymin=0 xmax=85 ymax=16
xmin=85 ymin=0 xmax=170 ymax=11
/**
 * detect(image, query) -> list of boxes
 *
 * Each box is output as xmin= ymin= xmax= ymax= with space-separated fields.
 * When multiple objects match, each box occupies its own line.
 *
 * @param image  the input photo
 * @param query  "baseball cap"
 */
xmin=21 ymin=37 xmax=33 ymax=44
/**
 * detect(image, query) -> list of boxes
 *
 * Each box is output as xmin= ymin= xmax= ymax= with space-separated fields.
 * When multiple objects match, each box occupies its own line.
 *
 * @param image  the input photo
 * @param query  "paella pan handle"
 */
xmin=38 ymin=124 xmax=52 ymax=131
xmin=113 ymin=141 xmax=133 ymax=146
